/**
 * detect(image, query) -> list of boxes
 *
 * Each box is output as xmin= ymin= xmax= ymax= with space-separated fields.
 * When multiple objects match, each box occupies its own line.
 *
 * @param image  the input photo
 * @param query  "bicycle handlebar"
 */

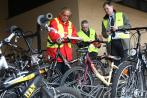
xmin=90 ymin=39 xmax=108 ymax=43
xmin=116 ymin=27 xmax=147 ymax=32
xmin=0 ymin=33 xmax=16 ymax=48
xmin=0 ymin=26 xmax=22 ymax=47
xmin=84 ymin=39 xmax=108 ymax=45
xmin=4 ymin=33 xmax=15 ymax=43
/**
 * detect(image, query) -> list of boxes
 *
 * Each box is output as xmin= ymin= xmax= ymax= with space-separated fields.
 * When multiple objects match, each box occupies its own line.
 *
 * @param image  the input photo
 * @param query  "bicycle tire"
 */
xmin=60 ymin=66 xmax=93 ymax=93
xmin=92 ymin=60 xmax=107 ymax=85
xmin=31 ymin=85 xmax=54 ymax=98
xmin=46 ymin=64 xmax=62 ymax=86
xmin=0 ymin=90 xmax=19 ymax=98
xmin=55 ymin=86 xmax=83 ymax=98
xmin=111 ymin=61 xmax=146 ymax=98
xmin=93 ymin=60 xmax=105 ymax=75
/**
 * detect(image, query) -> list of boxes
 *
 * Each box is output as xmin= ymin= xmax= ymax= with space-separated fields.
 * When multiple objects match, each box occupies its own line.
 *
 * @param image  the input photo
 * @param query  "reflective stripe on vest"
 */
xmin=47 ymin=18 xmax=72 ymax=48
xmin=78 ymin=28 xmax=99 ymax=53
xmin=103 ymin=12 xmax=130 ymax=42
xmin=78 ymin=28 xmax=95 ymax=41
xmin=107 ymin=32 xmax=130 ymax=42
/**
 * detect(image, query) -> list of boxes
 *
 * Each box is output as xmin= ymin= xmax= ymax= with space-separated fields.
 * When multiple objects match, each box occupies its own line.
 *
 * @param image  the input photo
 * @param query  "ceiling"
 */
xmin=8 ymin=0 xmax=147 ymax=18
xmin=8 ymin=0 xmax=53 ymax=18
xmin=114 ymin=0 xmax=147 ymax=13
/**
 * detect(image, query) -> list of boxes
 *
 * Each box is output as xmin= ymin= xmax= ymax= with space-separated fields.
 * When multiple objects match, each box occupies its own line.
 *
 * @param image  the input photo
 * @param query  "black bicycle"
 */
xmin=0 ymin=26 xmax=83 ymax=98
xmin=111 ymin=27 xmax=147 ymax=98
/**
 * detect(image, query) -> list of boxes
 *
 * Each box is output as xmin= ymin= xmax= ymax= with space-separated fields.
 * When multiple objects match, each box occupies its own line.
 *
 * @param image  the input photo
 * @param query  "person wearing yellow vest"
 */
xmin=77 ymin=20 xmax=102 ymax=59
xmin=47 ymin=7 xmax=77 ymax=74
xmin=101 ymin=1 xmax=131 ymax=65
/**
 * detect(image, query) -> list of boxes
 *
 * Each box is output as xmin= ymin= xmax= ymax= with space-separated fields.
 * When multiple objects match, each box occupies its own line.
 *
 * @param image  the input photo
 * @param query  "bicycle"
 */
xmin=60 ymin=39 xmax=121 ymax=97
xmin=111 ymin=27 xmax=147 ymax=98
xmin=37 ymin=15 xmax=85 ymax=86
xmin=0 ymin=63 xmax=82 ymax=98
xmin=0 ymin=26 xmax=83 ymax=98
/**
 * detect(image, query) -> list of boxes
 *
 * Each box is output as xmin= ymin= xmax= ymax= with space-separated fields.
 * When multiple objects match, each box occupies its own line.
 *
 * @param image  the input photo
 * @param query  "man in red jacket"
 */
xmin=47 ymin=7 xmax=77 ymax=74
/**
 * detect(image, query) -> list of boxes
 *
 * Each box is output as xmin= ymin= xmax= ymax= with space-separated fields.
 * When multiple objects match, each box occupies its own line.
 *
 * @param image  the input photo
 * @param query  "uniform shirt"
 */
xmin=47 ymin=17 xmax=77 ymax=62
xmin=77 ymin=29 xmax=97 ymax=48
xmin=101 ymin=12 xmax=131 ymax=38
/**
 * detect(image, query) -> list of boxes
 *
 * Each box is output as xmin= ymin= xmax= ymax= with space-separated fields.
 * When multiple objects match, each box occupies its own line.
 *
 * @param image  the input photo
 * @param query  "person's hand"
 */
xmin=97 ymin=34 xmax=103 ymax=41
xmin=56 ymin=38 xmax=63 ymax=44
xmin=107 ymin=31 xmax=112 ymax=34
xmin=111 ymin=25 xmax=118 ymax=32
xmin=93 ymin=42 xmax=101 ymax=48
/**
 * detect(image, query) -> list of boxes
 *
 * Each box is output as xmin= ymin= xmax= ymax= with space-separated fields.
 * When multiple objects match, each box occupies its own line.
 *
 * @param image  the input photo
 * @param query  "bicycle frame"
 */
xmin=54 ymin=43 xmax=71 ymax=69
xmin=83 ymin=51 xmax=118 ymax=86
xmin=0 ymin=66 xmax=53 ymax=98
xmin=0 ymin=40 xmax=13 ymax=70
xmin=113 ymin=27 xmax=147 ymax=97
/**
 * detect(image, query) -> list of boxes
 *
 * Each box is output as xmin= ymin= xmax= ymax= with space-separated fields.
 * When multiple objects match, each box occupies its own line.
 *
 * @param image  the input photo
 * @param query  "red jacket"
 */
xmin=47 ymin=17 xmax=77 ymax=62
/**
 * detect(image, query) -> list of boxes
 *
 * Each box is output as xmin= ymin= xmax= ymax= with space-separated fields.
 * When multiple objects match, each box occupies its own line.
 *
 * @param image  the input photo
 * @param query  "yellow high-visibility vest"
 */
xmin=78 ymin=28 xmax=99 ymax=53
xmin=47 ymin=18 xmax=72 ymax=48
xmin=103 ymin=12 xmax=130 ymax=42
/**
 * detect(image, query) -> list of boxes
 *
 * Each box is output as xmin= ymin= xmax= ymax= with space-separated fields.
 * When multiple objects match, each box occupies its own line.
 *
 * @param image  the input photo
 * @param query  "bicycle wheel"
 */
xmin=60 ymin=66 xmax=93 ymax=93
xmin=111 ymin=61 xmax=146 ymax=98
xmin=55 ymin=86 xmax=83 ymax=98
xmin=92 ymin=60 xmax=107 ymax=85
xmin=0 ymin=90 xmax=19 ymax=98
xmin=46 ymin=65 xmax=62 ymax=86
xmin=92 ymin=60 xmax=105 ymax=75
xmin=31 ymin=84 xmax=55 ymax=98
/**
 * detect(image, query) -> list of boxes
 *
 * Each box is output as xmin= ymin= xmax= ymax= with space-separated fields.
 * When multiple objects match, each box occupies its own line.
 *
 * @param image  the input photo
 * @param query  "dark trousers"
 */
xmin=89 ymin=52 xmax=98 ymax=60
xmin=111 ymin=39 xmax=124 ymax=66
xmin=56 ymin=62 xmax=69 ymax=74
xmin=109 ymin=39 xmax=125 ymax=80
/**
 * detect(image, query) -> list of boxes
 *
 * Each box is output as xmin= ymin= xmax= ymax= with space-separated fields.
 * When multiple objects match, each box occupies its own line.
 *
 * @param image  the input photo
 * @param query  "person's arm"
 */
xmin=93 ymin=33 xmax=103 ymax=48
xmin=48 ymin=19 xmax=60 ymax=42
xmin=101 ymin=21 xmax=111 ymax=38
xmin=70 ymin=24 xmax=78 ymax=44
xmin=95 ymin=32 xmax=97 ymax=39
xmin=118 ymin=13 xmax=131 ymax=29
xmin=76 ymin=41 xmax=89 ymax=48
